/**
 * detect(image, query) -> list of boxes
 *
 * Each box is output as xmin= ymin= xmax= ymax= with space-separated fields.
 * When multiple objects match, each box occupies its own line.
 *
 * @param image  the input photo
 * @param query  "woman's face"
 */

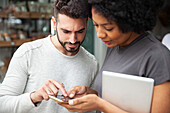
xmin=92 ymin=8 xmax=139 ymax=48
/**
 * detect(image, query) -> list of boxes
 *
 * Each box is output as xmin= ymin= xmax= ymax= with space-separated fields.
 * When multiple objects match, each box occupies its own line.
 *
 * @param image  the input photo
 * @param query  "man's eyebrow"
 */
xmin=77 ymin=28 xmax=85 ymax=32
xmin=60 ymin=28 xmax=85 ymax=32
xmin=61 ymin=28 xmax=70 ymax=31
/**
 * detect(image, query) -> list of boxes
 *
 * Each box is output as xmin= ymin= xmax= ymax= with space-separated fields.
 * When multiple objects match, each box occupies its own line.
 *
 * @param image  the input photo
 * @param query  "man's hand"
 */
xmin=67 ymin=85 xmax=98 ymax=99
xmin=30 ymin=79 xmax=67 ymax=104
xmin=67 ymin=85 xmax=87 ymax=98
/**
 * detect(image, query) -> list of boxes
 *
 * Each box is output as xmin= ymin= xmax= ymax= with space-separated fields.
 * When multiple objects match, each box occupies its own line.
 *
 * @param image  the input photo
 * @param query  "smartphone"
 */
xmin=48 ymin=95 xmax=69 ymax=104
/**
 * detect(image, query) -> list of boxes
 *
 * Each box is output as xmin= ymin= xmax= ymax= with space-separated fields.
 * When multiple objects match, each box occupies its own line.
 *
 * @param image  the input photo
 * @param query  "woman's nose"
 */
xmin=97 ymin=28 xmax=106 ymax=39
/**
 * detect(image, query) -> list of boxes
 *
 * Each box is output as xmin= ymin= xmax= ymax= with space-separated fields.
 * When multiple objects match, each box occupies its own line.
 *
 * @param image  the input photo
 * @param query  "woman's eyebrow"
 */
xmin=102 ymin=23 xmax=113 ymax=26
xmin=92 ymin=20 xmax=112 ymax=26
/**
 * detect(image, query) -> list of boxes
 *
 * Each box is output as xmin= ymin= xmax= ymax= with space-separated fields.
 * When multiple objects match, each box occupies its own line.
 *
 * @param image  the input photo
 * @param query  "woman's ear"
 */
xmin=52 ymin=16 xmax=57 ymax=30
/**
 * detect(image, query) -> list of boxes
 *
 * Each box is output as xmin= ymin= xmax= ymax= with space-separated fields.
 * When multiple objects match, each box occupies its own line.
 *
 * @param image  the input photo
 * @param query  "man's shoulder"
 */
xmin=80 ymin=46 xmax=97 ymax=63
xmin=13 ymin=36 xmax=49 ymax=57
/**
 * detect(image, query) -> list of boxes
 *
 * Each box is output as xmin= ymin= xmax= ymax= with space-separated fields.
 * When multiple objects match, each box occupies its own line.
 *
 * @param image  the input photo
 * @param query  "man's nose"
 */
xmin=69 ymin=33 xmax=77 ymax=44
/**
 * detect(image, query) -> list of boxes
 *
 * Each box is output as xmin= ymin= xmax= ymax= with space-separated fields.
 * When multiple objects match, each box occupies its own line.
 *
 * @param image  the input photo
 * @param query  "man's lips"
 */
xmin=68 ymin=44 xmax=78 ymax=48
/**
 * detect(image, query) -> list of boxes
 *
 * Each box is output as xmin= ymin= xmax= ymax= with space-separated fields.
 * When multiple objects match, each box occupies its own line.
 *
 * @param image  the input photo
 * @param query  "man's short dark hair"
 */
xmin=54 ymin=0 xmax=91 ymax=21
xmin=89 ymin=0 xmax=164 ymax=34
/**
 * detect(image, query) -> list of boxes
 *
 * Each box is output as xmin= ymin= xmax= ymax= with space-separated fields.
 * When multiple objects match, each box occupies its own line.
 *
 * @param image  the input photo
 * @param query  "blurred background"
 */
xmin=0 ymin=0 xmax=170 ymax=83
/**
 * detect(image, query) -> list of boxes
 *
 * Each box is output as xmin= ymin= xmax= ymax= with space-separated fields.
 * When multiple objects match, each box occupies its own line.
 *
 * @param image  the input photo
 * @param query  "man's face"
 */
xmin=56 ymin=14 xmax=88 ymax=53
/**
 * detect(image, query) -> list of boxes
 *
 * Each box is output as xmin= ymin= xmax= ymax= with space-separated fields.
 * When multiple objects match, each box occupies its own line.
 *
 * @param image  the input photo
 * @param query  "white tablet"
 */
xmin=102 ymin=71 xmax=154 ymax=113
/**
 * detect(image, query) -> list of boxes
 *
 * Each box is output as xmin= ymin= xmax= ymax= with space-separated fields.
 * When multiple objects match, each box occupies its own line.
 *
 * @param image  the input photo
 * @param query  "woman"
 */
xmin=60 ymin=0 xmax=170 ymax=112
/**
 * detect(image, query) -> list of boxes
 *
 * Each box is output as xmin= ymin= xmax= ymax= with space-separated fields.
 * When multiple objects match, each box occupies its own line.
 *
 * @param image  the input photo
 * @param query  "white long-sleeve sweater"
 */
xmin=0 ymin=35 xmax=98 ymax=113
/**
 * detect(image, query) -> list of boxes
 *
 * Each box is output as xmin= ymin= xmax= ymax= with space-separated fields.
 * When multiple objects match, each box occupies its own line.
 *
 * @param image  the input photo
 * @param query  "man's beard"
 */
xmin=56 ymin=31 xmax=85 ymax=53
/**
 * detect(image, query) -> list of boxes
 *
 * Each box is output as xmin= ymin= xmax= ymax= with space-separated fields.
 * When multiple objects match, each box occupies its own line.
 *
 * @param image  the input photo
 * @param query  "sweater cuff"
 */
xmin=16 ymin=93 xmax=36 ymax=113
xmin=22 ymin=93 xmax=36 ymax=108
xmin=29 ymin=92 xmax=41 ymax=107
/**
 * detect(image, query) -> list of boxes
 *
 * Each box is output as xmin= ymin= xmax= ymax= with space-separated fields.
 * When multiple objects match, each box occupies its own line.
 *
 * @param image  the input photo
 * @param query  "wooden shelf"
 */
xmin=0 ymin=38 xmax=42 ymax=47
xmin=0 ymin=12 xmax=52 ymax=19
xmin=0 ymin=12 xmax=8 ymax=18
xmin=13 ymin=12 xmax=30 ymax=18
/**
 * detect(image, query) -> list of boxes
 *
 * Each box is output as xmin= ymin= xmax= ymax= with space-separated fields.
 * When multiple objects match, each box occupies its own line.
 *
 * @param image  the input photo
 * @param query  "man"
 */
xmin=0 ymin=0 xmax=98 ymax=113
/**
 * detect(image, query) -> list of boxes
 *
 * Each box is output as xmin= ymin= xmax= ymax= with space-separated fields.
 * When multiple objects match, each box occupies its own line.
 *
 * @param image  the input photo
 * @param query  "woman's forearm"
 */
xmin=85 ymin=87 xmax=128 ymax=112
xmin=97 ymin=97 xmax=128 ymax=113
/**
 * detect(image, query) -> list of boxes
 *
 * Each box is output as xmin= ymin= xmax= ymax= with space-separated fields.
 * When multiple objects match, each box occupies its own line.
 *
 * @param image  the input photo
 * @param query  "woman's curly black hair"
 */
xmin=54 ymin=0 xmax=91 ymax=20
xmin=89 ymin=0 xmax=164 ymax=33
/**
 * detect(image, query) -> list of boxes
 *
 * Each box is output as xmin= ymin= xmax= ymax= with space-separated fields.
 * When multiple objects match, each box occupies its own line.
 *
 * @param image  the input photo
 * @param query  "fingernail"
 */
xmin=64 ymin=94 xmax=68 ymax=97
xmin=69 ymin=100 xmax=74 ymax=105
xmin=69 ymin=93 xmax=74 ymax=98
xmin=47 ymin=92 xmax=53 ymax=95
xmin=48 ymin=93 xmax=53 ymax=95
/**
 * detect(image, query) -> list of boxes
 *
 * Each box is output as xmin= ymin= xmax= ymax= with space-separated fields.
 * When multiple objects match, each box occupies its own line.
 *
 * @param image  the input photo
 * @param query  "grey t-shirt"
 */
xmin=94 ymin=32 xmax=170 ymax=98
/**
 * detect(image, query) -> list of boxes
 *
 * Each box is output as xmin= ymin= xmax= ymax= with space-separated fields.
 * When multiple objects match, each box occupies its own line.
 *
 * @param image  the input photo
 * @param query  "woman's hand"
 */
xmin=59 ymin=94 xmax=101 ymax=112
xmin=58 ymin=86 xmax=99 ymax=112
xmin=59 ymin=86 xmax=129 ymax=113
xmin=30 ymin=79 xmax=67 ymax=104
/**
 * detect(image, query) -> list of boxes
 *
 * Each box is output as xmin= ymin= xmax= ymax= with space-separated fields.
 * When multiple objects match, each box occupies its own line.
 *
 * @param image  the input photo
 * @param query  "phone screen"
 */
xmin=49 ymin=95 xmax=69 ymax=104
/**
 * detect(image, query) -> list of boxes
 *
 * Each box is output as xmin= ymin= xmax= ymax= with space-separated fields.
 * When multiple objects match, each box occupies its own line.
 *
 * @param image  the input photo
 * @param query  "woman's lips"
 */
xmin=104 ymin=41 xmax=111 ymax=45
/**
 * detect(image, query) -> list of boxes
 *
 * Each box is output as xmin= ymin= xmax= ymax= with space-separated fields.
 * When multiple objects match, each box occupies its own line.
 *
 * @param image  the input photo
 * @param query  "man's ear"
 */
xmin=52 ymin=16 xmax=57 ymax=30
xmin=88 ymin=17 xmax=90 ymax=21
